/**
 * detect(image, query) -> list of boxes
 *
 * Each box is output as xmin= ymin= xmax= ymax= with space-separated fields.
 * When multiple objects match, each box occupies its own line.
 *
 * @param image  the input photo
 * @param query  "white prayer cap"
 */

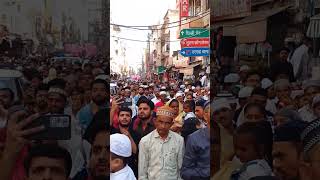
xmin=110 ymin=133 xmax=132 ymax=157
xmin=175 ymin=92 xmax=184 ymax=98
xmin=302 ymin=80 xmax=320 ymax=89
xmin=240 ymin=65 xmax=250 ymax=72
xmin=192 ymin=86 xmax=195 ymax=90
xmin=160 ymin=86 xmax=166 ymax=90
xmin=95 ymin=74 xmax=108 ymax=81
xmin=213 ymin=98 xmax=231 ymax=112
xmin=180 ymin=85 xmax=185 ymax=89
xmin=160 ymin=91 xmax=167 ymax=95
xmin=261 ymin=78 xmax=273 ymax=89
xmin=185 ymin=89 xmax=189 ymax=93
xmin=312 ymin=95 xmax=320 ymax=107
xmin=224 ymin=73 xmax=240 ymax=83
xmin=238 ymin=86 xmax=254 ymax=98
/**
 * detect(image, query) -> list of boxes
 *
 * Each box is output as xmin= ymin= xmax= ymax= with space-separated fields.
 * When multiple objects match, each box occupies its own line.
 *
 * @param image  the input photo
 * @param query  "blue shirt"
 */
xmin=77 ymin=104 xmax=93 ymax=130
xmin=180 ymin=127 xmax=210 ymax=180
xmin=77 ymin=103 xmax=108 ymax=131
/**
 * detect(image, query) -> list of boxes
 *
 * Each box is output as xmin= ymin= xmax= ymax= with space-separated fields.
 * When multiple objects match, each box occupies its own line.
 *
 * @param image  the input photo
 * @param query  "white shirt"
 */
xmin=265 ymin=98 xmax=278 ymax=115
xmin=200 ymin=75 xmax=207 ymax=87
xmin=111 ymin=165 xmax=136 ymax=180
xmin=151 ymin=97 xmax=161 ymax=104
xmin=290 ymin=44 xmax=309 ymax=80
xmin=299 ymin=105 xmax=317 ymax=122
xmin=231 ymin=159 xmax=273 ymax=180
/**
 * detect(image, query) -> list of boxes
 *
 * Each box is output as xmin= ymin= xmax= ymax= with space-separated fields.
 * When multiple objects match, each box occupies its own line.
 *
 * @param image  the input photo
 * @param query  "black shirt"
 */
xmin=270 ymin=61 xmax=295 ymax=82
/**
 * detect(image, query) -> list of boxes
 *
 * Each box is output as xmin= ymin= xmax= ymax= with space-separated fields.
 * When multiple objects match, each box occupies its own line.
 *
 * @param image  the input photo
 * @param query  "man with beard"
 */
xmin=139 ymin=106 xmax=184 ymax=180
xmin=47 ymin=86 xmax=91 ymax=178
xmin=77 ymin=79 xmax=108 ymax=130
xmin=73 ymin=126 xmax=109 ymax=180
xmin=130 ymin=97 xmax=156 ymax=144
xmin=169 ymin=88 xmax=176 ymax=100
xmin=270 ymin=48 xmax=295 ymax=82
xmin=111 ymin=107 xmax=139 ymax=176
xmin=133 ymin=86 xmax=146 ymax=105
xmin=272 ymin=120 xmax=307 ymax=180
xmin=34 ymin=83 xmax=49 ymax=114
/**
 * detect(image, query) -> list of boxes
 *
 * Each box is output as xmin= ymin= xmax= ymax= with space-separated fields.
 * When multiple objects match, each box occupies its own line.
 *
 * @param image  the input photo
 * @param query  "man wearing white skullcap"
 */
xmin=239 ymin=65 xmax=250 ymax=84
xmin=224 ymin=73 xmax=240 ymax=92
xmin=238 ymin=86 xmax=254 ymax=107
xmin=299 ymin=80 xmax=320 ymax=122
xmin=110 ymin=133 xmax=136 ymax=180
xmin=261 ymin=78 xmax=278 ymax=114
xmin=261 ymin=78 xmax=273 ymax=90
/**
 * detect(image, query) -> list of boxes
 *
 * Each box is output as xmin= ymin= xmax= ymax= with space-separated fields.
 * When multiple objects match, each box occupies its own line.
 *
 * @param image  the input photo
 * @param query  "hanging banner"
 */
xmin=180 ymin=0 xmax=189 ymax=17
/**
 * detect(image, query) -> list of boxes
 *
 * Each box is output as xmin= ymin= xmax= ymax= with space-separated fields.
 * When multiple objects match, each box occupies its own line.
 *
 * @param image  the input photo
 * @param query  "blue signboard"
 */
xmin=179 ymin=47 xmax=210 ymax=57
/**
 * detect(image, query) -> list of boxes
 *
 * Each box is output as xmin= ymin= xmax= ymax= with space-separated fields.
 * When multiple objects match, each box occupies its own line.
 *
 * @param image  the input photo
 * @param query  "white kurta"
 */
xmin=111 ymin=165 xmax=137 ymax=180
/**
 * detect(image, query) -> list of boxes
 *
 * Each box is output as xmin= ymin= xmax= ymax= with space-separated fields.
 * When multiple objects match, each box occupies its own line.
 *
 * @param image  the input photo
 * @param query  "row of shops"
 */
xmin=213 ymin=0 xmax=320 ymax=68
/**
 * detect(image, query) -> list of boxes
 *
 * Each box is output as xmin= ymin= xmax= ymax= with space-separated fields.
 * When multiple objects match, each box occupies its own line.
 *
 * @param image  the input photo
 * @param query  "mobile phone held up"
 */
xmin=23 ymin=114 xmax=71 ymax=140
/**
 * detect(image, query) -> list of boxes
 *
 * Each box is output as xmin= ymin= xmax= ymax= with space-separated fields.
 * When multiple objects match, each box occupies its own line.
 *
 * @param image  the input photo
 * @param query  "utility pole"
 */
xmin=147 ymin=32 xmax=151 ymax=80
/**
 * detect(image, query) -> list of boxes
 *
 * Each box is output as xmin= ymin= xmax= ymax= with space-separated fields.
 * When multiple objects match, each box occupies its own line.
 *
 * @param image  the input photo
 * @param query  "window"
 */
xmin=189 ymin=0 xmax=194 ymax=16
xmin=205 ymin=0 xmax=209 ymax=10
xmin=195 ymin=0 xmax=201 ymax=15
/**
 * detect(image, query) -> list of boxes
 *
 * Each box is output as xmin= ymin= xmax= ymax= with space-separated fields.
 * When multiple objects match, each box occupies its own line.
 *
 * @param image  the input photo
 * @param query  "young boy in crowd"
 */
xmin=110 ymin=133 xmax=136 ymax=180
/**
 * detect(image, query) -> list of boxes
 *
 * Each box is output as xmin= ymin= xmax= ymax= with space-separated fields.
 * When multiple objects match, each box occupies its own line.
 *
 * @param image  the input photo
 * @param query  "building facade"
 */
xmin=147 ymin=0 xmax=210 ymax=81
xmin=110 ymin=24 xmax=127 ymax=76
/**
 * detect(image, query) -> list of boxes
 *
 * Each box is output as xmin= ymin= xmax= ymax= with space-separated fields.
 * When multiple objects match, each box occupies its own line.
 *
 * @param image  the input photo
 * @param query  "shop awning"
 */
xmin=179 ymin=63 xmax=201 ymax=75
xmin=236 ymin=5 xmax=291 ymax=43
xmin=213 ymin=19 xmax=241 ymax=36
xmin=307 ymin=14 xmax=320 ymax=38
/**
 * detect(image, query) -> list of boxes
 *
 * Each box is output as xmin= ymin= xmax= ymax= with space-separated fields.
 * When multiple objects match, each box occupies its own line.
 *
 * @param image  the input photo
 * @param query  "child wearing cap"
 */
xmin=110 ymin=133 xmax=136 ymax=180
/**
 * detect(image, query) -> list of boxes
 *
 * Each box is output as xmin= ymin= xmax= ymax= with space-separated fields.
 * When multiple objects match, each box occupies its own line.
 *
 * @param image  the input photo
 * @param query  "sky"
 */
xmin=110 ymin=0 xmax=176 ymax=70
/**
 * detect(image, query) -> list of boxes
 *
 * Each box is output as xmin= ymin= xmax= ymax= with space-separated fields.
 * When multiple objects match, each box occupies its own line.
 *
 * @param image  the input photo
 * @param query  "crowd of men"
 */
xmin=211 ymin=44 xmax=320 ymax=180
xmin=109 ymin=75 xmax=211 ymax=180
xmin=0 ymin=56 xmax=109 ymax=180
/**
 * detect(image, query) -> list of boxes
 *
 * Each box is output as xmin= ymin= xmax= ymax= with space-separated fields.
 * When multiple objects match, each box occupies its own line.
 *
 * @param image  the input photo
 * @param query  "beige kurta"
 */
xmin=138 ymin=130 xmax=185 ymax=180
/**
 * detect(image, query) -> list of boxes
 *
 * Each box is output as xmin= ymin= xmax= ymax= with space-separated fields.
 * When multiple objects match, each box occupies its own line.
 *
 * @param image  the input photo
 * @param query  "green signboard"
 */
xmin=180 ymin=28 xmax=210 ymax=38
xmin=157 ymin=66 xmax=166 ymax=74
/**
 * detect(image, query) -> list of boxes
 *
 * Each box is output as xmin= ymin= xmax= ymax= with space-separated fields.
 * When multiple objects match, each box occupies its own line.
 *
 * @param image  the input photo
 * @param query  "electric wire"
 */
xmin=110 ymin=12 xmax=209 ymax=31
xmin=111 ymin=26 xmax=212 ymax=43
xmin=110 ymin=10 xmax=210 ymax=28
